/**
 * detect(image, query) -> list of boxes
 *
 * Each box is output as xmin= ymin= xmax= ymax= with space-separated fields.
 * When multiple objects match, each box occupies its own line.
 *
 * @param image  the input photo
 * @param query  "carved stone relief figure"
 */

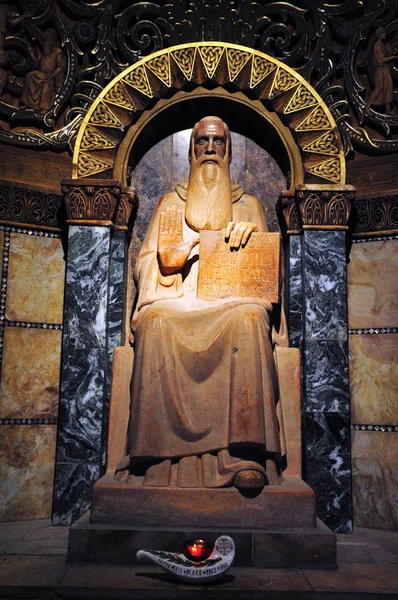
xmin=116 ymin=116 xmax=288 ymax=492
xmin=19 ymin=28 xmax=65 ymax=113
xmin=0 ymin=0 xmax=31 ymax=98
xmin=365 ymin=27 xmax=398 ymax=114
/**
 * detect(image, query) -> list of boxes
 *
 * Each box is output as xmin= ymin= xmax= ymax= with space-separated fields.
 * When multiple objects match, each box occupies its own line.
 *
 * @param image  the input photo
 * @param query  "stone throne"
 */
xmin=60 ymin=42 xmax=355 ymax=566
xmin=67 ymin=121 xmax=337 ymax=570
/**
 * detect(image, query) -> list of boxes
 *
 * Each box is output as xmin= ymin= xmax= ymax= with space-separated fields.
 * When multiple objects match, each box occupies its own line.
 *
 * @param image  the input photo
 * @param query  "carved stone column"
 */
xmin=278 ymin=184 xmax=355 ymax=533
xmin=52 ymin=179 xmax=135 ymax=525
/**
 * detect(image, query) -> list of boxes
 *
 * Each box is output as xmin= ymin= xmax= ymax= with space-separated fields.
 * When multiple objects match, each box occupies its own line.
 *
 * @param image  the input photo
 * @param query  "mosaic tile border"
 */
xmin=0 ymin=224 xmax=61 ymax=238
xmin=5 ymin=321 xmax=63 ymax=330
xmin=352 ymin=234 xmax=398 ymax=243
xmin=0 ymin=418 xmax=57 ymax=425
xmin=352 ymin=424 xmax=398 ymax=432
xmin=349 ymin=327 xmax=397 ymax=335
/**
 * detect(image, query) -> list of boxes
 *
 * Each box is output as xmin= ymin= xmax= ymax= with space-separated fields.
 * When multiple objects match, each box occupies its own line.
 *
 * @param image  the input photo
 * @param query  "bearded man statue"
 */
xmin=117 ymin=116 xmax=288 ymax=492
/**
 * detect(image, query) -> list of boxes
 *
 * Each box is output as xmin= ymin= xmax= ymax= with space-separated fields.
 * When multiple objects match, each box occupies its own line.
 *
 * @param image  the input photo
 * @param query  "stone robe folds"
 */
xmin=125 ymin=183 xmax=288 ymax=487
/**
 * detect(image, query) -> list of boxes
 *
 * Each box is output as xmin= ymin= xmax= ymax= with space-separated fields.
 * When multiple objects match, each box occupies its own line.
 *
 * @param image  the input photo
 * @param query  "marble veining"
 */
xmin=304 ymin=230 xmax=347 ymax=341
xmin=352 ymin=429 xmax=398 ymax=530
xmin=62 ymin=226 xmax=111 ymax=350
xmin=287 ymin=235 xmax=303 ymax=349
xmin=52 ymin=460 xmax=100 ymax=526
xmin=305 ymin=339 xmax=349 ymax=413
xmin=56 ymin=349 xmax=106 ymax=463
xmin=305 ymin=411 xmax=352 ymax=533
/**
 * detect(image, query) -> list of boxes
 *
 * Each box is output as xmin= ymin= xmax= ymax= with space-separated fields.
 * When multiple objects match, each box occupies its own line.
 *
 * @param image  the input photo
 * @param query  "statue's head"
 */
xmin=189 ymin=116 xmax=232 ymax=164
xmin=185 ymin=116 xmax=233 ymax=231
xmin=375 ymin=27 xmax=386 ymax=40
xmin=43 ymin=29 xmax=58 ymax=55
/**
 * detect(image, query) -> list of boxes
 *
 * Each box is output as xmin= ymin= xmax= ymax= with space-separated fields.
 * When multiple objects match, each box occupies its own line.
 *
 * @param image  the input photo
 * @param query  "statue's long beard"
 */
xmin=185 ymin=155 xmax=232 ymax=231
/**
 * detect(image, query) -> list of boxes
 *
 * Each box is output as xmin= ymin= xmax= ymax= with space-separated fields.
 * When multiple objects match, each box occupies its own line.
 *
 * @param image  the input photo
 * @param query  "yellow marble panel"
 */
xmin=0 ymin=328 xmax=61 ymax=419
xmin=352 ymin=430 xmax=398 ymax=530
xmin=349 ymin=334 xmax=398 ymax=424
xmin=0 ymin=425 xmax=56 ymax=520
xmin=348 ymin=239 xmax=398 ymax=329
xmin=6 ymin=233 xmax=65 ymax=323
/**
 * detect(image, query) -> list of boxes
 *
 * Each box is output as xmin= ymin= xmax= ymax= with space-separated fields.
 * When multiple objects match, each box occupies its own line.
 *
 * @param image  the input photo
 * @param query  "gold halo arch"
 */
xmin=72 ymin=42 xmax=346 ymax=187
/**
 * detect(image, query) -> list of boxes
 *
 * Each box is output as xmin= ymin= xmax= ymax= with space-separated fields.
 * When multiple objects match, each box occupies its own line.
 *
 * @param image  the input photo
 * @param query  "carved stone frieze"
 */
xmin=62 ymin=179 xmax=123 ymax=226
xmin=353 ymin=195 xmax=398 ymax=236
xmin=73 ymin=43 xmax=345 ymax=187
xmin=0 ymin=183 xmax=62 ymax=230
xmin=0 ymin=0 xmax=395 ymax=159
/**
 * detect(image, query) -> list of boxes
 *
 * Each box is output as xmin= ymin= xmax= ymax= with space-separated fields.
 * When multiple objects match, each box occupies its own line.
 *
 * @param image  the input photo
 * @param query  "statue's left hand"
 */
xmin=225 ymin=221 xmax=259 ymax=249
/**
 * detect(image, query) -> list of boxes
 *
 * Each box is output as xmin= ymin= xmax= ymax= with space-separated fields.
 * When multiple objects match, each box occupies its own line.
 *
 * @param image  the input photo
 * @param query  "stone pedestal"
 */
xmin=52 ymin=180 xmax=135 ymax=526
xmin=67 ymin=510 xmax=336 ymax=570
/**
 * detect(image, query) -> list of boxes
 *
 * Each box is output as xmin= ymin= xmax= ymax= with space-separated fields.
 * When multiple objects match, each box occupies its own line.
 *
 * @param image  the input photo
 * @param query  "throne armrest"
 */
xmin=106 ymin=346 xmax=135 ymax=473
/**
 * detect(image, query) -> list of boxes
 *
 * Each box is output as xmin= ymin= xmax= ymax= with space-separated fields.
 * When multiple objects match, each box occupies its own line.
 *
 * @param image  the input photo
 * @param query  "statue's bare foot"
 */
xmin=234 ymin=469 xmax=267 ymax=491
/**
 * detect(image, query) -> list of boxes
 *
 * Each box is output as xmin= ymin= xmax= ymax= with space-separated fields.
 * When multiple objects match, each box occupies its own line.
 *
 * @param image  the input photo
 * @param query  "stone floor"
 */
xmin=0 ymin=519 xmax=397 ymax=599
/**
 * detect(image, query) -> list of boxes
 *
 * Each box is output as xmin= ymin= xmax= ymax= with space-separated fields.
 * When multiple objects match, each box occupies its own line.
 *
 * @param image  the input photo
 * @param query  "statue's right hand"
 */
xmin=157 ymin=205 xmax=199 ymax=275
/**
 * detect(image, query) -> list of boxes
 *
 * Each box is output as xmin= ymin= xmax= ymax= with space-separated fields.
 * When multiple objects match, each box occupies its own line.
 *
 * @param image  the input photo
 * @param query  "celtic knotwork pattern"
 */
xmin=284 ymin=84 xmax=317 ymax=114
xmin=104 ymin=81 xmax=135 ymax=111
xmin=81 ymin=126 xmax=117 ymax=151
xmin=146 ymin=54 xmax=171 ymax=87
xmin=78 ymin=153 xmax=113 ymax=178
xmin=295 ymin=106 xmax=332 ymax=132
xmin=89 ymin=102 xmax=121 ymax=128
xmin=198 ymin=46 xmax=224 ymax=78
xmin=226 ymin=48 xmax=251 ymax=81
xmin=124 ymin=65 xmax=153 ymax=98
xmin=305 ymin=157 xmax=341 ymax=184
xmin=170 ymin=48 xmax=197 ymax=80
xmin=302 ymin=131 xmax=339 ymax=156
xmin=269 ymin=67 xmax=298 ymax=98
xmin=250 ymin=55 xmax=276 ymax=88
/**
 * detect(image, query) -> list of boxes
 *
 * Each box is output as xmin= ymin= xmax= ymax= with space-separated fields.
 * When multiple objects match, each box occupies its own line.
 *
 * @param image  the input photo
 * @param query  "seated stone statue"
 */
xmin=116 ymin=116 xmax=288 ymax=492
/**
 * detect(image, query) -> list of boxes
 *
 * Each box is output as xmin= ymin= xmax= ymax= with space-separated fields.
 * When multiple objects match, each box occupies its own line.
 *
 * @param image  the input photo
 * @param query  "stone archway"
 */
xmin=72 ymin=42 xmax=346 ymax=187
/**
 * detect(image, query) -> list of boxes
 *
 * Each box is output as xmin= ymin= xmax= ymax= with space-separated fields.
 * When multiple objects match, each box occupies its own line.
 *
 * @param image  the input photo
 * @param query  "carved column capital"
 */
xmin=61 ymin=179 xmax=123 ymax=226
xmin=114 ymin=186 xmax=137 ymax=231
xmin=276 ymin=193 xmax=302 ymax=235
xmin=296 ymin=184 xmax=355 ymax=230
xmin=278 ymin=185 xmax=356 ymax=234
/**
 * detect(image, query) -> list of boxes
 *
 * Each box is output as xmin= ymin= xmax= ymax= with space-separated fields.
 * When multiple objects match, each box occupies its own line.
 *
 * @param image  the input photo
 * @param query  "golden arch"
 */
xmin=72 ymin=42 xmax=345 ymax=187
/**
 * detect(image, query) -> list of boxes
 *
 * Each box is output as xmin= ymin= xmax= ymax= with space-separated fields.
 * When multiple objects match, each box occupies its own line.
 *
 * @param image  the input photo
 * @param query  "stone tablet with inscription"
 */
xmin=198 ymin=231 xmax=280 ymax=302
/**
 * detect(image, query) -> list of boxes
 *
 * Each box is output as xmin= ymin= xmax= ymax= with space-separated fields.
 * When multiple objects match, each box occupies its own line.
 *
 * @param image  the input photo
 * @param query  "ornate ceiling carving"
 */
xmin=0 ymin=0 xmax=396 ymax=158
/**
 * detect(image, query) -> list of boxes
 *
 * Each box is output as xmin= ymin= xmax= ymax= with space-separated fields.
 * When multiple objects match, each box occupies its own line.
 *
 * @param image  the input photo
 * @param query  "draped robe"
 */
xmin=124 ymin=183 xmax=288 ymax=487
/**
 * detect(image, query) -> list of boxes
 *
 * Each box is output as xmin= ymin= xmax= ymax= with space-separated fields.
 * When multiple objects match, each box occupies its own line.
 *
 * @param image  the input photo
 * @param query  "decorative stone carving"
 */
xmin=354 ymin=195 xmax=398 ymax=236
xmin=62 ymin=179 xmax=122 ymax=226
xmin=0 ymin=184 xmax=62 ymax=230
xmin=277 ymin=185 xmax=355 ymax=233
xmin=73 ymin=42 xmax=345 ymax=187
